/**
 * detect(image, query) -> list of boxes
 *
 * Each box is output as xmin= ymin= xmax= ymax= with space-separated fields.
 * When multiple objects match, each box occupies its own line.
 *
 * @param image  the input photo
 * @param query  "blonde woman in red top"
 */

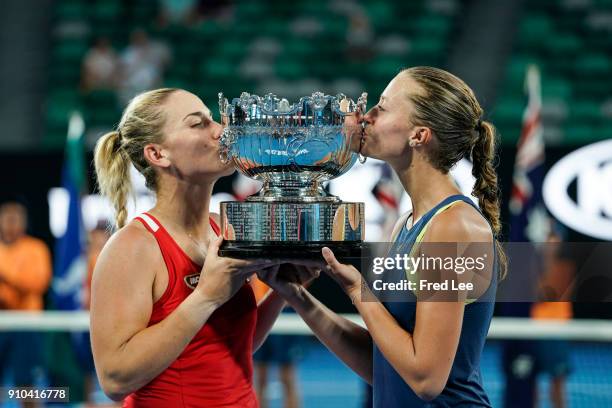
xmin=91 ymin=88 xmax=312 ymax=407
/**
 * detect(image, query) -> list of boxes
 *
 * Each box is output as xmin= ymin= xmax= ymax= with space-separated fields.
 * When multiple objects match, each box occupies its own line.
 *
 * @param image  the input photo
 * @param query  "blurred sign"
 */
xmin=329 ymin=158 xmax=476 ymax=241
xmin=48 ymin=165 xmax=155 ymax=237
xmin=543 ymin=139 xmax=612 ymax=240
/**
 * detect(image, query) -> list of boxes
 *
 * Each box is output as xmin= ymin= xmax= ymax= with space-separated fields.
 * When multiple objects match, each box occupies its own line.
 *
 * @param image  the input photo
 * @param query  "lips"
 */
xmin=359 ymin=122 xmax=368 ymax=150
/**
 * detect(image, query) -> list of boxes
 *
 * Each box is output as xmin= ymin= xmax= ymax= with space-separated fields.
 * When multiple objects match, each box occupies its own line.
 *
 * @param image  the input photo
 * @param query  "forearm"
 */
xmin=352 ymin=290 xmax=445 ymax=399
xmin=97 ymin=292 xmax=218 ymax=399
xmin=253 ymin=291 xmax=286 ymax=351
xmin=287 ymin=287 xmax=373 ymax=383
xmin=353 ymin=293 xmax=420 ymax=382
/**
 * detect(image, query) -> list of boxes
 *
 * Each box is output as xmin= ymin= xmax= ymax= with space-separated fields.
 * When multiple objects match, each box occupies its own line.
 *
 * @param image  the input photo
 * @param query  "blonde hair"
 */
xmin=402 ymin=67 xmax=507 ymax=278
xmin=94 ymin=88 xmax=178 ymax=228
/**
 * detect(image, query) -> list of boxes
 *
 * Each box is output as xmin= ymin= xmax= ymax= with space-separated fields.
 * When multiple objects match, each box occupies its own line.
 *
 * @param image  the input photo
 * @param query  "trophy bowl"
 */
xmin=218 ymin=91 xmax=367 ymax=259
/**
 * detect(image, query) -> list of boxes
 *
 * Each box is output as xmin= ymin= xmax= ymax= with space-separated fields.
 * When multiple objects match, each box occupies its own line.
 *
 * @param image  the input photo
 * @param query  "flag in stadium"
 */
xmin=51 ymin=111 xmax=87 ymax=310
xmin=509 ymin=64 xmax=548 ymax=242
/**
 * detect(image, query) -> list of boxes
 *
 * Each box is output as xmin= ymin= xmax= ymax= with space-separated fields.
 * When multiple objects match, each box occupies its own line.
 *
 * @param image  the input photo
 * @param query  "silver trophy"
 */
xmin=218 ymin=91 xmax=367 ymax=258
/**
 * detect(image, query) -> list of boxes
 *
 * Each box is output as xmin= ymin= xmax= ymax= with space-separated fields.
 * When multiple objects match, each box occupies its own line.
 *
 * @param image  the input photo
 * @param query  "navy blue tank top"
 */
xmin=372 ymin=194 xmax=497 ymax=407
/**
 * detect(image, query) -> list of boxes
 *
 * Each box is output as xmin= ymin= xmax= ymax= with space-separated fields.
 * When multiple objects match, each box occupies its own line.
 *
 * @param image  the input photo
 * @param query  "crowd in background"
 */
xmin=80 ymin=30 xmax=171 ymax=105
xmin=79 ymin=0 xmax=238 ymax=106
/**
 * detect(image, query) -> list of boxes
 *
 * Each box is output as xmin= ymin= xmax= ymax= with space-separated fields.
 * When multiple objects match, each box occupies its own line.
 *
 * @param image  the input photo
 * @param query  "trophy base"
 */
xmin=219 ymin=240 xmax=365 ymax=261
xmin=219 ymin=200 xmax=365 ymax=261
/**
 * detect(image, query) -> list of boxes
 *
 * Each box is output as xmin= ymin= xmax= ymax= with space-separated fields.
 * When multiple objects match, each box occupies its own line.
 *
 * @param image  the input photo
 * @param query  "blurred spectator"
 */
xmin=82 ymin=220 xmax=112 ymax=310
xmin=80 ymin=37 xmax=119 ymax=93
xmin=251 ymin=278 xmax=302 ymax=408
xmin=0 ymin=201 xmax=51 ymax=310
xmin=530 ymin=222 xmax=575 ymax=408
xmin=80 ymin=220 xmax=112 ymax=406
xmin=118 ymin=29 xmax=171 ymax=104
xmin=158 ymin=0 xmax=198 ymax=25
xmin=345 ymin=12 xmax=374 ymax=61
xmin=0 ymin=200 xmax=52 ymax=408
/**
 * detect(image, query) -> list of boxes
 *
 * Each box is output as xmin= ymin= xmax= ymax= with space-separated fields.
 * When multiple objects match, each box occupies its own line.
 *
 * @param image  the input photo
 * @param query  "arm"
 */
xmin=92 ymin=225 xmax=272 ymax=401
xmin=90 ymin=225 xmax=219 ymax=401
xmin=352 ymin=291 xmax=463 ymax=400
xmin=252 ymin=287 xmax=286 ymax=351
xmin=322 ymin=204 xmax=492 ymax=401
xmin=252 ymin=262 xmax=323 ymax=351
xmin=210 ymin=212 xmax=287 ymax=350
xmin=289 ymin=286 xmax=373 ymax=383
xmin=257 ymin=266 xmax=373 ymax=383
xmin=322 ymin=250 xmax=463 ymax=401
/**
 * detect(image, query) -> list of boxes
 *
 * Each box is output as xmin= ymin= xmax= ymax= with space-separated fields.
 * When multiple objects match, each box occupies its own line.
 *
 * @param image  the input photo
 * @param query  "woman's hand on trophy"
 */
xmin=321 ymin=247 xmax=363 ymax=303
xmin=256 ymin=260 xmax=322 ymax=300
xmin=281 ymin=261 xmax=323 ymax=288
xmin=196 ymin=236 xmax=276 ymax=307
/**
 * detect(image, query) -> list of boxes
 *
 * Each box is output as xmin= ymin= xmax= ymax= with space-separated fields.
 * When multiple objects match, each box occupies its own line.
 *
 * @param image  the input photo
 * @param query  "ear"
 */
xmin=143 ymin=143 xmax=171 ymax=168
xmin=408 ymin=126 xmax=432 ymax=148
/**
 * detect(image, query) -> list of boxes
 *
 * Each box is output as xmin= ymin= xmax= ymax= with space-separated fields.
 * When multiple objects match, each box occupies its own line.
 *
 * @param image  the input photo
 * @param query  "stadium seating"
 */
xmin=494 ymin=0 xmax=612 ymax=145
xmin=44 ymin=0 xmax=464 ymax=148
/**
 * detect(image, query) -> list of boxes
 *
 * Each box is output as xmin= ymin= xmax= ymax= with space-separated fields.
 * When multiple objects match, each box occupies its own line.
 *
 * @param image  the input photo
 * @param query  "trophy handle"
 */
xmin=357 ymin=92 xmax=368 ymax=115
xmin=219 ymin=92 xmax=234 ymax=128
xmin=357 ymin=93 xmax=368 ymax=164
xmin=219 ymin=127 xmax=235 ymax=164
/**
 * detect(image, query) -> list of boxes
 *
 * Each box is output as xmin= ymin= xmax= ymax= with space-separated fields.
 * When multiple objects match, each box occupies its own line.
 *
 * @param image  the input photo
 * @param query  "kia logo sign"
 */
xmin=543 ymin=139 xmax=612 ymax=240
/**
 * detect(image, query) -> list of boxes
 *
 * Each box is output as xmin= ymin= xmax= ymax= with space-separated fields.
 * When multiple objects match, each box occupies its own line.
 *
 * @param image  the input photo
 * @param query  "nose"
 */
xmin=363 ymin=106 xmax=377 ymax=125
xmin=212 ymin=121 xmax=224 ymax=140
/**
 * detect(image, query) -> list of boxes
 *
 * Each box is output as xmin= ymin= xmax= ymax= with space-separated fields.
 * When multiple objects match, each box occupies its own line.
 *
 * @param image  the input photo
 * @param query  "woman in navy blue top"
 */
xmin=259 ymin=66 xmax=506 ymax=407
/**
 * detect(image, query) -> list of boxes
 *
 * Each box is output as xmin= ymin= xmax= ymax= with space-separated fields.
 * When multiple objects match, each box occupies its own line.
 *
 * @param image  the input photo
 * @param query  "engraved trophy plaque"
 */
xmin=218 ymin=91 xmax=367 ymax=258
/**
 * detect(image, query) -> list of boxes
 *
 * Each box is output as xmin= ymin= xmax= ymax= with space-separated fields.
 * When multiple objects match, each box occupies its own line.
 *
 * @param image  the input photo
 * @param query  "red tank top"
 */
xmin=123 ymin=213 xmax=258 ymax=408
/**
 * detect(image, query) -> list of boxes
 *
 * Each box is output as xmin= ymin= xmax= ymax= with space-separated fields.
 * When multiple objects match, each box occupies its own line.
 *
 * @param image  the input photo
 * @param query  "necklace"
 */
xmin=185 ymin=231 xmax=208 ymax=257
xmin=151 ymin=213 xmax=210 ymax=257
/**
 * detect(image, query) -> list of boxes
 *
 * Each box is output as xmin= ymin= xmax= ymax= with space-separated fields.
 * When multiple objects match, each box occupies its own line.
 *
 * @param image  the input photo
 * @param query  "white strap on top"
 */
xmin=138 ymin=213 xmax=160 ymax=232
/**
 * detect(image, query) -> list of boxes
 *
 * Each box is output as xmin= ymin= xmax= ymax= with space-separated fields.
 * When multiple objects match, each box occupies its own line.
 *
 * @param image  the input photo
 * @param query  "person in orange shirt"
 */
xmin=0 ymin=200 xmax=52 ymax=407
xmin=0 ymin=201 xmax=52 ymax=310
xmin=530 ymin=223 xmax=575 ymax=408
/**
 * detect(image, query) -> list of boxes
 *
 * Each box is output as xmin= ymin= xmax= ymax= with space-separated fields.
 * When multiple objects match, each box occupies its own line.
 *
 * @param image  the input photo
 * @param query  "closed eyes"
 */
xmin=190 ymin=118 xmax=211 ymax=128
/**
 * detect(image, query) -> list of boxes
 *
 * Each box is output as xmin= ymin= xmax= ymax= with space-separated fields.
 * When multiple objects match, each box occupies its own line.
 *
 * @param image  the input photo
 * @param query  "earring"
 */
xmin=409 ymin=140 xmax=416 ymax=147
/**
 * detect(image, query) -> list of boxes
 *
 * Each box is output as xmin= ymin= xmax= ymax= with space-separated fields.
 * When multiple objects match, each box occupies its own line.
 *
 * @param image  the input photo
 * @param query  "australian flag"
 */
xmin=501 ymin=65 xmax=548 ymax=408
xmin=509 ymin=65 xmax=548 ymax=242
xmin=502 ymin=65 xmax=548 ymax=313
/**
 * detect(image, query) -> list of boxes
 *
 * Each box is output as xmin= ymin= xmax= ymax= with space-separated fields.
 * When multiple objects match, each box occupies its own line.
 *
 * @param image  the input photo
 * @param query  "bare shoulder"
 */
xmin=92 ymin=220 xmax=163 ymax=286
xmin=420 ymin=202 xmax=494 ymax=302
xmin=426 ymin=201 xmax=492 ymax=243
